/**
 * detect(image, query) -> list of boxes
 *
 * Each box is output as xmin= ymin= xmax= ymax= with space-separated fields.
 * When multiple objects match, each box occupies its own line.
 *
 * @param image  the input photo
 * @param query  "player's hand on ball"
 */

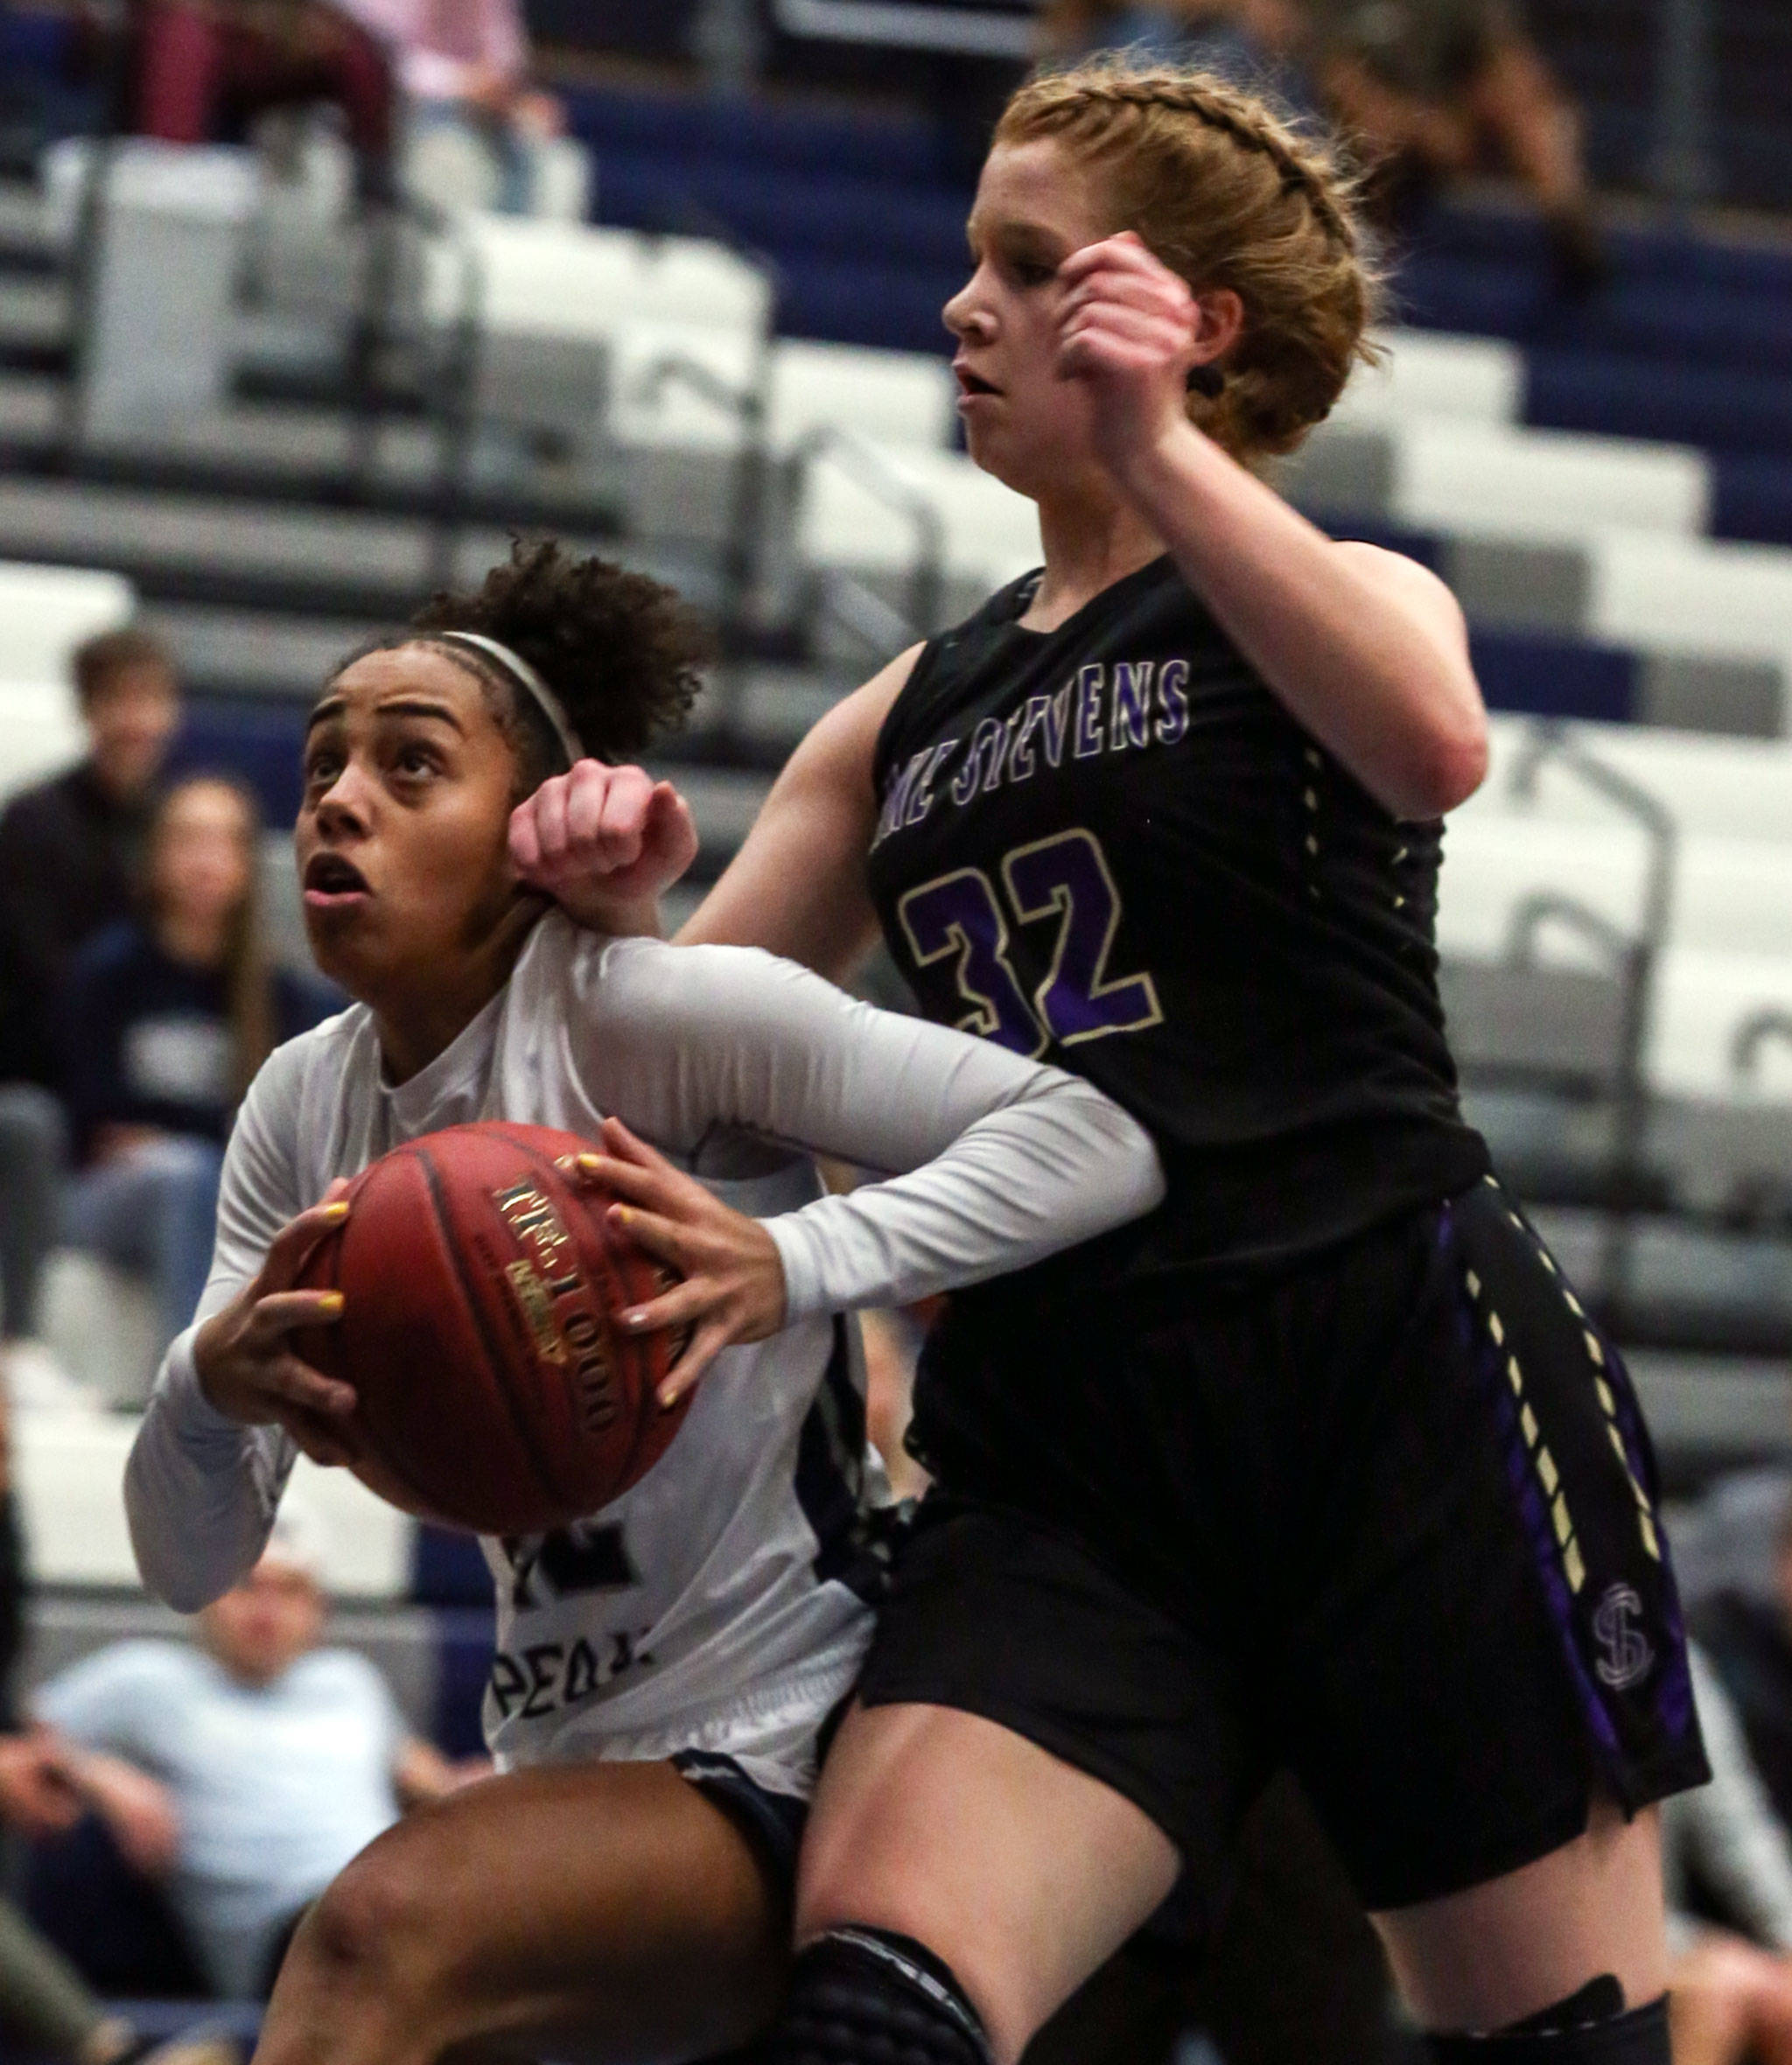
xmin=508 ymin=761 xmax=698 ymax=929
xmin=1055 ymin=233 xmax=1227 ymax=478
xmin=192 ymin=1184 xmax=360 ymax=1466
xmin=562 ymin=1117 xmax=788 ymax=1407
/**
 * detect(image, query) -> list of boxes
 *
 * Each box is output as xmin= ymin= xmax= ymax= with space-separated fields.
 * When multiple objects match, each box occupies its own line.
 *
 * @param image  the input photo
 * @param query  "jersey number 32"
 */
xmin=896 ymin=828 xmax=1162 ymax=1059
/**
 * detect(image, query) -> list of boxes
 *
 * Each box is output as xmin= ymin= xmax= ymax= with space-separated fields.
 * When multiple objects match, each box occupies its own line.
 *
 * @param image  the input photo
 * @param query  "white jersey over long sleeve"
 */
xmin=125 ymin=916 xmax=1162 ymax=1796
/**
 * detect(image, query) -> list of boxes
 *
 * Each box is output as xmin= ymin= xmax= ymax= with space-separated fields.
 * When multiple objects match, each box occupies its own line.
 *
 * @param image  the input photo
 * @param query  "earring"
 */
xmin=1186 ymin=364 xmax=1225 ymax=399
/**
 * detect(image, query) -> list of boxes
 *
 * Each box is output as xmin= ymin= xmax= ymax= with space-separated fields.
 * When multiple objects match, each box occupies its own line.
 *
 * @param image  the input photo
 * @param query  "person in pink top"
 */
xmin=339 ymin=0 xmax=565 ymax=213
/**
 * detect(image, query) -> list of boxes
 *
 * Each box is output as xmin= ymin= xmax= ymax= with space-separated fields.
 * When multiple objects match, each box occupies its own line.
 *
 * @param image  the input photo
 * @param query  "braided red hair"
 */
xmin=995 ymin=60 xmax=1382 ymax=460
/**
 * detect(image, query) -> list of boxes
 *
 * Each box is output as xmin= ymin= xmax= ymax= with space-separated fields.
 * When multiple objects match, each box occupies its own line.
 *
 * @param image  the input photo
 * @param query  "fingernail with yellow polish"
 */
xmin=321 ymin=1202 xmax=349 ymax=1222
xmin=318 ymin=1292 xmax=345 ymax=1316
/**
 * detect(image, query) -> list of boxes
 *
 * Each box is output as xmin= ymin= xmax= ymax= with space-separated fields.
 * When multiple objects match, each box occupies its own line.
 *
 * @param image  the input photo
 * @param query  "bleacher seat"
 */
xmin=1402 ymin=422 xmax=1710 ymax=542
xmin=612 ymin=332 xmax=956 ymax=544
xmin=13 ymin=1410 xmax=412 ymax=1598
xmin=1442 ymin=714 xmax=1792 ymax=1277
xmin=1478 ymin=715 xmax=1792 ymax=839
xmin=794 ymin=440 xmax=1040 ymax=636
xmin=1329 ymin=328 xmax=1523 ymax=429
xmin=423 ymin=216 xmax=770 ymax=340
xmin=0 ymin=557 xmax=134 ymax=794
xmin=1441 ymin=818 xmax=1792 ymax=966
xmin=417 ymin=214 xmax=773 ymax=452
xmin=768 ymin=340 xmax=956 ymax=452
xmin=1292 ymin=415 xmax=1711 ymax=544
xmin=1588 ymin=532 xmax=1792 ymax=696
xmin=38 ymin=1252 xmax=164 ymax=1412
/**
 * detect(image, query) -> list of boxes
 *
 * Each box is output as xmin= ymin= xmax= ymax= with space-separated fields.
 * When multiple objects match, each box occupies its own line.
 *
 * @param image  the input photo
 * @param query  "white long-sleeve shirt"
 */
xmin=125 ymin=916 xmax=1162 ymax=1794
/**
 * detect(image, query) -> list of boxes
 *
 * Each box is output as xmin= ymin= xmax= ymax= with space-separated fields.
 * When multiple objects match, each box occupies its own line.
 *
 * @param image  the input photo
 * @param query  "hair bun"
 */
xmin=408 ymin=539 xmax=712 ymax=772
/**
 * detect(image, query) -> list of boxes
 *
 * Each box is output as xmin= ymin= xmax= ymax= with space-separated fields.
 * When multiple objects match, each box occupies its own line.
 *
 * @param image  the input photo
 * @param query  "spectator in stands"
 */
xmin=0 ymin=1745 xmax=234 ymax=2063
xmin=133 ymin=0 xmax=396 ymax=201
xmin=1664 ymin=1645 xmax=1792 ymax=2065
xmin=337 ymin=0 xmax=567 ymax=215
xmin=1310 ymin=0 xmax=1605 ymax=290
xmin=55 ymin=774 xmax=332 ymax=1371
xmin=0 ymin=1367 xmax=228 ymax=2065
xmin=0 ymin=628 xmax=179 ymax=1095
xmin=32 ymin=1502 xmax=480 ymax=2000
xmin=0 ymin=628 xmax=178 ymax=1383
xmin=1040 ymin=0 xmax=1317 ymax=118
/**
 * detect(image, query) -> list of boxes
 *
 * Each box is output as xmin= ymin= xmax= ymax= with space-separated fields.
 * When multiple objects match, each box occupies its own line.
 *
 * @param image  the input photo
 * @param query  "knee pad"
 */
xmin=1426 ymin=1978 xmax=1670 ymax=2065
xmin=771 ymin=1925 xmax=992 ymax=2065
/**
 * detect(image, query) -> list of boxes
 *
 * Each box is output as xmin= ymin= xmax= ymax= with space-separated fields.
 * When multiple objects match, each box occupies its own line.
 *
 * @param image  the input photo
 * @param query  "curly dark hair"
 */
xmin=350 ymin=539 xmax=711 ymax=790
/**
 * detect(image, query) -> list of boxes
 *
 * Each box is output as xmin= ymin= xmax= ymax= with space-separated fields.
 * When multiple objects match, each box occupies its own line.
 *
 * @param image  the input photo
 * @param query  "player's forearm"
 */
xmin=124 ymin=1334 xmax=284 ymax=1613
xmin=1119 ymin=425 xmax=1488 ymax=819
xmin=769 ymin=1075 xmax=1164 ymax=1317
xmin=563 ymin=887 xmax=664 ymax=942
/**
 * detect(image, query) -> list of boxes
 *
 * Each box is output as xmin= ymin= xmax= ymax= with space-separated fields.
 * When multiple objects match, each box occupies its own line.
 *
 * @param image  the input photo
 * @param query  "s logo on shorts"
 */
xmin=1592 ymin=1582 xmax=1654 ymax=1690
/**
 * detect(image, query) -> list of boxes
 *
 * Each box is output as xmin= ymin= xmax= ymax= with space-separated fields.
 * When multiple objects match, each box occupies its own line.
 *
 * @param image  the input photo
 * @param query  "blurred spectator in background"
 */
xmin=1040 ymin=0 xmax=1319 ymax=122
xmin=0 ymin=1357 xmax=229 ymax=2064
xmin=339 ymin=0 xmax=570 ymax=216
xmin=0 ymin=629 xmax=178 ymax=1387
xmin=55 ymin=774 xmax=332 ymax=1369
xmin=31 ymin=1504 xmax=481 ymax=2001
xmin=0 ymin=629 xmax=178 ymax=1096
xmin=1663 ymin=1645 xmax=1792 ymax=2065
xmin=1310 ymin=0 xmax=1604 ymax=288
xmin=0 ymin=1735 xmax=230 ymax=2062
xmin=133 ymin=0 xmax=396 ymax=200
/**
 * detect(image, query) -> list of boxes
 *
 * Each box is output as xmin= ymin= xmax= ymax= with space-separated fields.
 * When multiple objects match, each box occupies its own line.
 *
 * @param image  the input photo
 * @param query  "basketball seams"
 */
xmin=324 ymin=1150 xmax=477 ymax=1526
xmin=503 ymin=1130 xmax=686 ymax=1506
xmin=414 ymin=1141 xmax=584 ymax=1522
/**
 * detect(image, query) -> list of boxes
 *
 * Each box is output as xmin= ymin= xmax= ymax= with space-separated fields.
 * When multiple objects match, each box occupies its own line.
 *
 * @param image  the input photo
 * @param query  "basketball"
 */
xmin=295 ymin=1121 xmax=689 ymax=1535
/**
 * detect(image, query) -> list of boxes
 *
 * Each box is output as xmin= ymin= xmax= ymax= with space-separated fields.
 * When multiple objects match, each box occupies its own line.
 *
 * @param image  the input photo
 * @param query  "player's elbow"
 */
xmin=129 ymin=1539 xmax=221 ymax=1616
xmin=1106 ymin=1113 xmax=1167 ymax=1222
xmin=1388 ymin=700 xmax=1488 ymax=821
xmin=133 ymin=1553 xmax=220 ymax=1617
xmin=123 ymin=1487 xmax=230 ymax=1614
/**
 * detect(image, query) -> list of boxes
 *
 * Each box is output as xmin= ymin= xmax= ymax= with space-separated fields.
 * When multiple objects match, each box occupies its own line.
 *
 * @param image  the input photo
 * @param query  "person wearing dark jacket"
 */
xmin=0 ymin=629 xmax=179 ymax=1092
xmin=57 ymin=775 xmax=332 ymax=1367
xmin=0 ymin=629 xmax=178 ymax=1364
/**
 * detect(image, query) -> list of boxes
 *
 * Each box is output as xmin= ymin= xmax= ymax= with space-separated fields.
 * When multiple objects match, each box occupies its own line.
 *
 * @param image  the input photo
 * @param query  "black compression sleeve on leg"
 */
xmin=771 ymin=1927 xmax=993 ymax=2065
xmin=1426 ymin=1992 xmax=1670 ymax=2065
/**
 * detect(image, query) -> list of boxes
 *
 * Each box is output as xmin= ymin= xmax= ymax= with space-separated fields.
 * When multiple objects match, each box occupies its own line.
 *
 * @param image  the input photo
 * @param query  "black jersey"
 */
xmin=864 ymin=553 xmax=1488 ymax=1286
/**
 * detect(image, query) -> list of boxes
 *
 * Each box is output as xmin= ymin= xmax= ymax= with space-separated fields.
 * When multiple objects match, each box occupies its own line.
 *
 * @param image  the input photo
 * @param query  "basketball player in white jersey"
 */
xmin=123 ymin=541 xmax=1164 ymax=2064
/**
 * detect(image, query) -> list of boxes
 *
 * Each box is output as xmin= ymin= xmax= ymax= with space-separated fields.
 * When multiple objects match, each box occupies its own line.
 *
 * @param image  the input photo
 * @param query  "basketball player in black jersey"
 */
xmin=515 ymin=58 xmax=1708 ymax=2065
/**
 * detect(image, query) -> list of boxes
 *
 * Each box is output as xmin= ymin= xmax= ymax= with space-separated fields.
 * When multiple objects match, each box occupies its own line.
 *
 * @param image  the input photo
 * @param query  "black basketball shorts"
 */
xmin=673 ymin=1750 xmax=810 ymax=1903
xmin=857 ymin=1175 xmax=1710 ymax=1917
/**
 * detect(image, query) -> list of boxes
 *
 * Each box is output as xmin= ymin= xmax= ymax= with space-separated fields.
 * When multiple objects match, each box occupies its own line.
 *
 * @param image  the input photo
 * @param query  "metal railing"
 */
xmin=780 ymin=423 xmax=947 ymax=651
xmin=1733 ymin=1011 xmax=1792 ymax=1086
xmin=1506 ymin=719 xmax=1679 ymax=1311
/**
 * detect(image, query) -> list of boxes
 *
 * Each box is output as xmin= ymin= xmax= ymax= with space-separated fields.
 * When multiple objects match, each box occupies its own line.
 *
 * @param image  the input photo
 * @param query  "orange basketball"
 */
xmin=295 ymin=1122 xmax=689 ymax=1534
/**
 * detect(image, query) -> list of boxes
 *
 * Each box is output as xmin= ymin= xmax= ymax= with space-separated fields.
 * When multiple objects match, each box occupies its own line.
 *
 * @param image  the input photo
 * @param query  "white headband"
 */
xmin=435 ymin=630 xmax=584 ymax=773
